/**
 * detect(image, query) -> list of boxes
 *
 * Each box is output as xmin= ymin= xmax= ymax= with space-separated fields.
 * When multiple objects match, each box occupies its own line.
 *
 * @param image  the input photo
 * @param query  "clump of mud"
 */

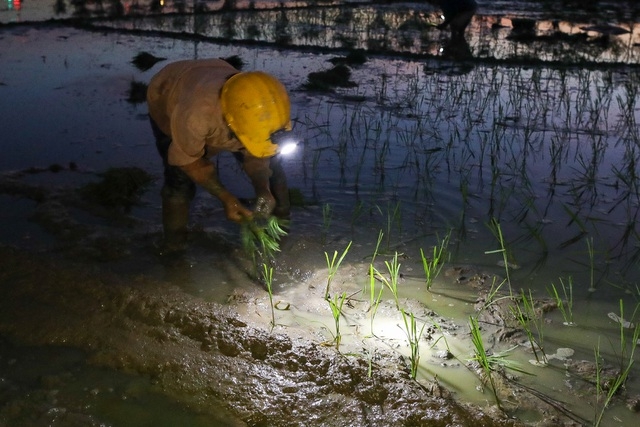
xmin=79 ymin=167 xmax=154 ymax=212
xmin=130 ymin=51 xmax=166 ymax=71
xmin=303 ymin=64 xmax=357 ymax=92
xmin=126 ymin=80 xmax=148 ymax=104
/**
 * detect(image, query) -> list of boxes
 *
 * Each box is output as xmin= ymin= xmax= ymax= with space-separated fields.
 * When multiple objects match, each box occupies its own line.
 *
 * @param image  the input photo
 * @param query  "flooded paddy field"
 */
xmin=1 ymin=1 xmax=640 ymax=426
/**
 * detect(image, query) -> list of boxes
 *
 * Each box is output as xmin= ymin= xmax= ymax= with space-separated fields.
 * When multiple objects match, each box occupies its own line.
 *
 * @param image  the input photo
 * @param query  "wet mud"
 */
xmin=2 ymin=170 xmax=636 ymax=426
xmin=0 ymin=240 xmax=516 ymax=426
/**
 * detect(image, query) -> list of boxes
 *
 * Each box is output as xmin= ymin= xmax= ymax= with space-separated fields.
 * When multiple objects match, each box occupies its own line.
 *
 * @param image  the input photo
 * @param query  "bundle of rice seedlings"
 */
xmin=241 ymin=216 xmax=288 ymax=263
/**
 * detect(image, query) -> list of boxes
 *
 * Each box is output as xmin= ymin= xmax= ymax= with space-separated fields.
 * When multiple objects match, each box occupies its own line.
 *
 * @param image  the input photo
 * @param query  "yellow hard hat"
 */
xmin=221 ymin=71 xmax=292 ymax=158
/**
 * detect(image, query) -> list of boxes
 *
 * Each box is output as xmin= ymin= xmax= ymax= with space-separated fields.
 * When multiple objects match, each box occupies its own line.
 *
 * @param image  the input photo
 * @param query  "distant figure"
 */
xmin=436 ymin=0 xmax=478 ymax=40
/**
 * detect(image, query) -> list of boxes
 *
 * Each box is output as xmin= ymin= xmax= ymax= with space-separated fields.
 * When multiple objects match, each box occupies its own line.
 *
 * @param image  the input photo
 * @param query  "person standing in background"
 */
xmin=435 ymin=0 xmax=478 ymax=40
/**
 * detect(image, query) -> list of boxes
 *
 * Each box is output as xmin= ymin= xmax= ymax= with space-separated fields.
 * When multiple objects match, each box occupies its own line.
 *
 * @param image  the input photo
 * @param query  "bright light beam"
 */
xmin=278 ymin=141 xmax=297 ymax=156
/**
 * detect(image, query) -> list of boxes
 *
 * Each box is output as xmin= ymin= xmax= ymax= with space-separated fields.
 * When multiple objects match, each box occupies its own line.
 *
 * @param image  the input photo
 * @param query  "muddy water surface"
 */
xmin=1 ymin=1 xmax=640 ymax=426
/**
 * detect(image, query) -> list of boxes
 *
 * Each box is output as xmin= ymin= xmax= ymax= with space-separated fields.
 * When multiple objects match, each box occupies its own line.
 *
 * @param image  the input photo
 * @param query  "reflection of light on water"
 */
xmin=269 ymin=279 xmax=489 ymax=401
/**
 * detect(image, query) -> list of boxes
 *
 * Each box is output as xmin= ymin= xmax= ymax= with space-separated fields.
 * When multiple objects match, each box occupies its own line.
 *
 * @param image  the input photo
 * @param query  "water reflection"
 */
xmin=2 ymin=1 xmax=639 ymax=65
xmin=65 ymin=2 xmax=640 ymax=65
xmin=288 ymin=60 xmax=640 ymax=298
xmin=433 ymin=0 xmax=477 ymax=42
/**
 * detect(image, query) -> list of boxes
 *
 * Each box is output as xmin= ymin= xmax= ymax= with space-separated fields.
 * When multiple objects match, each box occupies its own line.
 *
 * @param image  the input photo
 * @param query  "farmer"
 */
xmin=435 ymin=0 xmax=478 ymax=40
xmin=147 ymin=59 xmax=294 ymax=254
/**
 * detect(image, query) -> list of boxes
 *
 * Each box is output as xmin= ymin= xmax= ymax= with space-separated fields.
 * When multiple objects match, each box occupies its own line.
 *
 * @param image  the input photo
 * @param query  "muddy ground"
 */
xmin=0 ymin=168 xmax=607 ymax=426
xmin=0 ymin=245 xmax=514 ymax=427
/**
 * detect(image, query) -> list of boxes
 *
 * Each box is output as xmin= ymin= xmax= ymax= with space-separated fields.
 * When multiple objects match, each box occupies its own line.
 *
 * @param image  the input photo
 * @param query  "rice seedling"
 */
xmin=485 ymin=218 xmax=514 ymax=295
xmin=593 ymin=341 xmax=606 ymax=426
xmin=511 ymin=289 xmax=547 ymax=365
xmin=420 ymin=230 xmax=452 ymax=291
xmin=468 ymin=315 xmax=502 ymax=409
xmin=468 ymin=315 xmax=533 ymax=406
xmin=476 ymin=276 xmax=510 ymax=314
xmin=547 ymin=277 xmax=575 ymax=326
xmin=372 ymin=251 xmax=402 ymax=310
xmin=365 ymin=231 xmax=385 ymax=336
xmin=322 ymin=203 xmax=332 ymax=244
xmin=386 ymin=251 xmax=402 ymax=302
xmin=384 ymin=201 xmax=402 ymax=251
xmin=586 ymin=236 xmax=597 ymax=293
xmin=350 ymin=199 xmax=364 ymax=230
xmin=241 ymin=216 xmax=288 ymax=274
xmin=400 ymin=309 xmax=427 ymax=380
xmin=370 ymin=229 xmax=384 ymax=267
xmin=327 ymin=291 xmax=348 ymax=350
xmin=366 ymin=347 xmax=378 ymax=378
xmin=324 ymin=241 xmax=352 ymax=299
xmin=611 ymin=300 xmax=639 ymax=372
xmin=261 ymin=263 xmax=276 ymax=331
xmin=428 ymin=317 xmax=452 ymax=357
xmin=558 ymin=204 xmax=588 ymax=250
xmin=594 ymin=302 xmax=640 ymax=427
xmin=367 ymin=264 xmax=385 ymax=337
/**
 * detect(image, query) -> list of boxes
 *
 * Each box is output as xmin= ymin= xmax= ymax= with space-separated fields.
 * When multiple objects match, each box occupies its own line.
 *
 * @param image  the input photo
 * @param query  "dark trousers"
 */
xmin=150 ymin=118 xmax=196 ymax=203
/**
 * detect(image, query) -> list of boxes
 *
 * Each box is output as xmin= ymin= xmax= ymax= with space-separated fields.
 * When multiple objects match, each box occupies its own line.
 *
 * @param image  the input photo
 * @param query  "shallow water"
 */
xmin=0 ymin=338 xmax=239 ymax=426
xmin=1 ymin=1 xmax=640 ymax=426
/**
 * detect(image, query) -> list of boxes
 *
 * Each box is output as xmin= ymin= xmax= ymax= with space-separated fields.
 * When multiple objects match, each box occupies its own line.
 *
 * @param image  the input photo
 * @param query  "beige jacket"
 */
xmin=147 ymin=59 xmax=244 ymax=166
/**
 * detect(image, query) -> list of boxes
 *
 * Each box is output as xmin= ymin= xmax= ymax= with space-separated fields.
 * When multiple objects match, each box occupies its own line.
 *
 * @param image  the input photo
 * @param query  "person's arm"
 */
xmin=240 ymin=154 xmax=276 ymax=218
xmin=180 ymin=158 xmax=252 ymax=223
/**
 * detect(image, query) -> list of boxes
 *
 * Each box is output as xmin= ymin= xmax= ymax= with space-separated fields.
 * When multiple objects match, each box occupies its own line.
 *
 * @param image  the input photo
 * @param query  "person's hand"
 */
xmin=222 ymin=195 xmax=253 ymax=223
xmin=254 ymin=192 xmax=276 ymax=219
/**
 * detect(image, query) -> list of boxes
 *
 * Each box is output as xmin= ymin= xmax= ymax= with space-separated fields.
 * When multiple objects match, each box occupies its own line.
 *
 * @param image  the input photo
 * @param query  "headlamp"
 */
xmin=279 ymin=142 xmax=297 ymax=156
xmin=271 ymin=129 xmax=299 ymax=156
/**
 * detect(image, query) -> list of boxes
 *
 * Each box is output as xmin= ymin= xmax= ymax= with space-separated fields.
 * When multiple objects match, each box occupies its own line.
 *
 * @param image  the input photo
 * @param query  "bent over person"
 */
xmin=147 ymin=59 xmax=292 ymax=253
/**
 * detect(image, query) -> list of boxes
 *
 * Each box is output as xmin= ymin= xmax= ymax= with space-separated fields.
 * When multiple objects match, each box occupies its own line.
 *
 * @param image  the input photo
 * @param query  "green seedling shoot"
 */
xmin=262 ymin=263 xmax=276 ymax=331
xmin=328 ymin=291 xmax=348 ymax=350
xmin=324 ymin=241 xmax=352 ymax=299
xmin=400 ymin=309 xmax=426 ymax=380
xmin=241 ymin=216 xmax=288 ymax=274
xmin=548 ymin=277 xmax=574 ymax=326
xmin=371 ymin=252 xmax=401 ymax=310
xmin=420 ymin=230 xmax=451 ymax=291
xmin=322 ymin=203 xmax=332 ymax=244
xmin=586 ymin=237 xmax=597 ymax=293
xmin=371 ymin=229 xmax=384 ymax=267
xmin=594 ymin=301 xmax=640 ymax=426
xmin=485 ymin=218 xmax=514 ymax=295
xmin=384 ymin=252 xmax=402 ymax=309
xmin=469 ymin=316 xmax=502 ymax=409
xmin=511 ymin=289 xmax=547 ymax=365
xmin=368 ymin=264 xmax=384 ymax=337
